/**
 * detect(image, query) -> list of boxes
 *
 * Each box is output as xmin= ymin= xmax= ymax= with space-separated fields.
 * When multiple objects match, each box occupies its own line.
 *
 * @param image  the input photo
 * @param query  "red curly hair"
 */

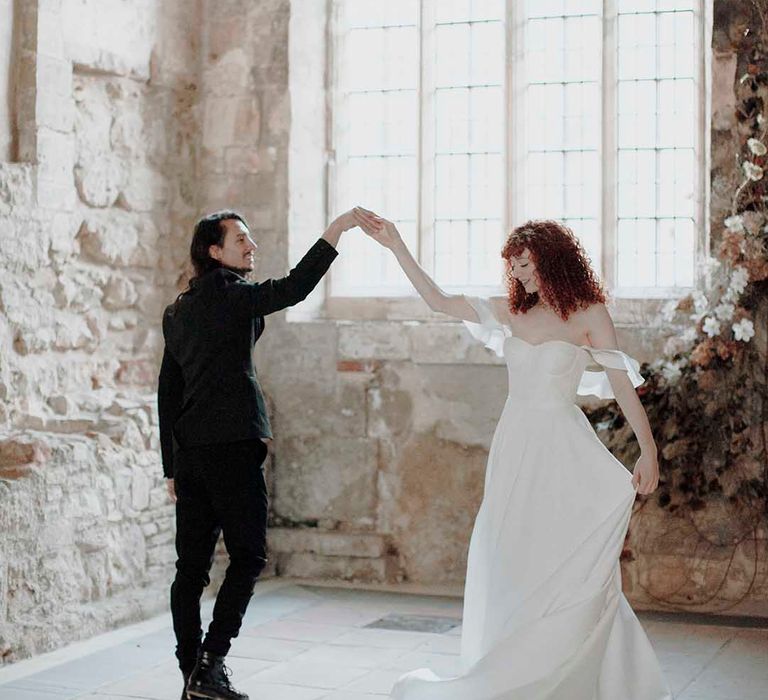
xmin=502 ymin=220 xmax=606 ymax=320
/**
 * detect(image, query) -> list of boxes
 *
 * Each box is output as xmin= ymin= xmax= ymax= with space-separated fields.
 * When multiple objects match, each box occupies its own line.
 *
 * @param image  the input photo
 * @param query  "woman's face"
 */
xmin=209 ymin=219 xmax=258 ymax=272
xmin=508 ymin=248 xmax=539 ymax=294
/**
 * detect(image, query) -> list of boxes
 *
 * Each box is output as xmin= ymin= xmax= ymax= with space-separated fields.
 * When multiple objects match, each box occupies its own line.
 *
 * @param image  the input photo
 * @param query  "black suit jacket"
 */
xmin=157 ymin=238 xmax=338 ymax=478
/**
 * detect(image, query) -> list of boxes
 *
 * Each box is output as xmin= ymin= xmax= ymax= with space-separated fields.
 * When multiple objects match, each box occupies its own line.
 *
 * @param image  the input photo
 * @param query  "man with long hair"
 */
xmin=157 ymin=207 xmax=376 ymax=700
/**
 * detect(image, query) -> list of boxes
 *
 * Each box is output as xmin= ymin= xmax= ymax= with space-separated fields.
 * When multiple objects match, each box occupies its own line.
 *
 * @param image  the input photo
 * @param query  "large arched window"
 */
xmin=327 ymin=0 xmax=708 ymax=301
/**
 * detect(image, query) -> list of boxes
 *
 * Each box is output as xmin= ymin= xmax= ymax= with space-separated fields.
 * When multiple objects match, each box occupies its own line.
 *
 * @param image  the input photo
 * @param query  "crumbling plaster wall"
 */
xmin=0 ymin=0 xmax=199 ymax=662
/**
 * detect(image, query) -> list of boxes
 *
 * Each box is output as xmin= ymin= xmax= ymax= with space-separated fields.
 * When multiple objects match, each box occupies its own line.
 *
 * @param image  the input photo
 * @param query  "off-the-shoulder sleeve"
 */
xmin=462 ymin=295 xmax=510 ymax=358
xmin=577 ymin=347 xmax=644 ymax=400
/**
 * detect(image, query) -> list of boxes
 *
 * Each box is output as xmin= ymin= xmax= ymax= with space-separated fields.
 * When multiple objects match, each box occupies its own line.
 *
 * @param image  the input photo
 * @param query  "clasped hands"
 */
xmin=333 ymin=207 xmax=401 ymax=248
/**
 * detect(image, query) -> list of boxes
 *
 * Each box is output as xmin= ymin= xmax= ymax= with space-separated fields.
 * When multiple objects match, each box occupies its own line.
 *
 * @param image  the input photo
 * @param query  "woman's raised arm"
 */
xmin=361 ymin=216 xmax=480 ymax=323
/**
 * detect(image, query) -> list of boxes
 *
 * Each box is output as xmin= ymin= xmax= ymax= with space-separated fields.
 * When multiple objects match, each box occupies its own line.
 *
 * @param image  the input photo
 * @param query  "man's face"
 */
xmin=209 ymin=219 xmax=258 ymax=272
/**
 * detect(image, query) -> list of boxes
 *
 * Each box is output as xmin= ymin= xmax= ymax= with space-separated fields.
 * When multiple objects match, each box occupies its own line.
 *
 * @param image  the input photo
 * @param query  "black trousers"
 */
xmin=170 ymin=438 xmax=269 ymax=672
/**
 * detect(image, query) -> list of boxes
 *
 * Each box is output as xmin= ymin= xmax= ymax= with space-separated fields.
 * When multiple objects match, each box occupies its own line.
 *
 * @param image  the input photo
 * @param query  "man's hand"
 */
xmin=332 ymin=207 xmax=382 ymax=233
xmin=166 ymin=478 xmax=177 ymax=503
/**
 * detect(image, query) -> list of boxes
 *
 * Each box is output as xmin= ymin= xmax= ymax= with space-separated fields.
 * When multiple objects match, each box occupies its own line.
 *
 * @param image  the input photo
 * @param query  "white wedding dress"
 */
xmin=390 ymin=296 xmax=671 ymax=700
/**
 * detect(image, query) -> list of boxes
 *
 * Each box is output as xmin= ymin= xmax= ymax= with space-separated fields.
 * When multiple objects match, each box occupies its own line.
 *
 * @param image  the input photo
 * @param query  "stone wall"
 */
xmin=0 ymin=0 xmax=199 ymax=662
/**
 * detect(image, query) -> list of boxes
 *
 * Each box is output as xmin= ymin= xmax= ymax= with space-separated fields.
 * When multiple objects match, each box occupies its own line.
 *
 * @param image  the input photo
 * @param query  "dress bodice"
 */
xmin=462 ymin=296 xmax=644 ymax=405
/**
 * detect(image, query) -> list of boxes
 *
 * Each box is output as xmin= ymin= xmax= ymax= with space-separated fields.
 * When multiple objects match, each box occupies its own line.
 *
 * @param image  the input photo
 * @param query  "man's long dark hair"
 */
xmin=189 ymin=209 xmax=248 ymax=284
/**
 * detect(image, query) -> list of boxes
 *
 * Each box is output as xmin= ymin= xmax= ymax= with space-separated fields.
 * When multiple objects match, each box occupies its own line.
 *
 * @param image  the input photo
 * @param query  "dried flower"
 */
xmin=693 ymin=290 xmax=708 ymax=313
xmin=714 ymin=302 xmax=735 ymax=322
xmin=743 ymin=161 xmax=764 ymax=181
xmin=719 ymin=229 xmax=747 ymax=263
xmin=747 ymin=137 xmax=767 ymax=156
xmin=741 ymin=210 xmax=765 ymax=235
xmin=690 ymin=339 xmax=713 ymax=368
xmin=745 ymin=257 xmax=768 ymax=281
xmin=715 ymin=339 xmax=737 ymax=361
xmin=702 ymin=316 xmax=722 ymax=337
xmin=661 ymin=299 xmax=679 ymax=323
xmin=724 ymin=214 xmax=744 ymax=232
xmin=729 ymin=266 xmax=750 ymax=295
xmin=661 ymin=361 xmax=682 ymax=383
xmin=732 ymin=318 xmax=755 ymax=342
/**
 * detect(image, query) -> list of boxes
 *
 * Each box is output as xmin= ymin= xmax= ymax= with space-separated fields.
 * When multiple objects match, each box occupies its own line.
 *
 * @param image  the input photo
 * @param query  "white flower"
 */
xmin=730 ymin=266 xmax=750 ymax=295
xmin=698 ymin=257 xmax=721 ymax=276
xmin=661 ymin=361 xmax=682 ymax=383
xmin=732 ymin=318 xmax=755 ymax=342
xmin=759 ymin=113 xmax=766 ymax=125
xmin=661 ymin=299 xmax=678 ymax=323
xmin=681 ymin=327 xmax=698 ymax=345
xmin=724 ymin=214 xmax=744 ymax=232
xmin=721 ymin=286 xmax=738 ymax=303
xmin=702 ymin=316 xmax=721 ymax=338
xmin=748 ymin=138 xmax=767 ymax=156
xmin=743 ymin=161 xmax=764 ymax=181
xmin=714 ymin=302 xmax=735 ymax=322
xmin=692 ymin=289 xmax=708 ymax=314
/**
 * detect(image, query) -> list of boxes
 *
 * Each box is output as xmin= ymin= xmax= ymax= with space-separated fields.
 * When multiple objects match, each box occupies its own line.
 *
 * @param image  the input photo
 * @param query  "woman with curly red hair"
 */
xmin=357 ymin=213 xmax=669 ymax=700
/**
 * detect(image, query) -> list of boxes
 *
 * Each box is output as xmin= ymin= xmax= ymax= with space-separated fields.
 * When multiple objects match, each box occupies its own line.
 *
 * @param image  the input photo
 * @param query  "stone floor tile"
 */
xmin=319 ymin=692 xmax=388 ymax=700
xmin=290 ymin=644 xmax=405 ymax=669
xmin=0 ymin=687 xmax=76 ymax=700
xmin=384 ymin=649 xmax=460 ymax=676
xmin=251 ymin=660 xmax=369 ymax=690
xmin=338 ymin=668 xmax=404 ymax=695
xmin=242 ymin=620 xmax=354 ymax=643
xmin=229 ymin=635 xmax=313 ymax=662
xmin=411 ymin=634 xmax=461 ymax=654
xmin=282 ymin=603 xmax=388 ymax=628
xmin=235 ymin=679 xmax=328 ymax=700
xmin=330 ymin=628 xmax=441 ymax=651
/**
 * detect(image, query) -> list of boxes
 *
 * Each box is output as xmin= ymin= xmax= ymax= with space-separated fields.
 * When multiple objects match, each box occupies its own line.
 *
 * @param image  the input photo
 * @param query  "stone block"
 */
xmin=267 ymin=528 xmax=387 ymax=558
xmin=36 ymin=55 xmax=74 ymax=133
xmin=272 ymin=436 xmax=378 ymax=523
xmin=204 ymin=48 xmax=251 ymax=96
xmin=36 ymin=128 xmax=75 ymax=186
xmin=274 ymin=552 xmax=389 ymax=582
xmin=77 ymin=211 xmax=139 ymax=266
xmin=338 ymin=322 xmax=411 ymax=360
xmin=119 ymin=164 xmax=167 ymax=212
xmin=408 ymin=322 xmax=502 ymax=365
xmin=270 ymin=374 xmax=367 ymax=439
xmin=102 ymin=274 xmax=138 ymax=310
xmin=74 ymin=155 xmax=124 ymax=207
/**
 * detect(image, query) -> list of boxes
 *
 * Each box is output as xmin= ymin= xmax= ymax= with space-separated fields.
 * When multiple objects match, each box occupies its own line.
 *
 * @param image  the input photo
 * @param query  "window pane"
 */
xmin=469 ymin=219 xmax=504 ymax=285
xmin=332 ymin=2 xmax=419 ymax=296
xmin=616 ymin=2 xmax=697 ymax=290
xmin=435 ymin=154 xmax=470 ymax=218
xmin=435 ymin=220 xmax=470 ymax=286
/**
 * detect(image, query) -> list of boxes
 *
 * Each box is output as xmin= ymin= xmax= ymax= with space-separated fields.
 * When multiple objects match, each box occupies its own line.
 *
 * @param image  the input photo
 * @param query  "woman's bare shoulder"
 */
xmin=489 ymin=295 xmax=513 ymax=325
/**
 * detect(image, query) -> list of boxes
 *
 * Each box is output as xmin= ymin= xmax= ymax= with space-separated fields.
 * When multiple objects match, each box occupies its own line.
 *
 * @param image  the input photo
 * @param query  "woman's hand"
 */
xmin=166 ymin=478 xmax=177 ymax=503
xmin=324 ymin=207 xmax=383 ymax=247
xmin=331 ymin=207 xmax=382 ymax=234
xmin=359 ymin=215 xmax=403 ymax=250
xmin=631 ymin=450 xmax=660 ymax=495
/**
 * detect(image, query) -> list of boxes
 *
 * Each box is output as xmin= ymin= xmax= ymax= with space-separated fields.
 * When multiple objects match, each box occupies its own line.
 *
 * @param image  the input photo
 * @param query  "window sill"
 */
xmin=320 ymin=294 xmax=670 ymax=328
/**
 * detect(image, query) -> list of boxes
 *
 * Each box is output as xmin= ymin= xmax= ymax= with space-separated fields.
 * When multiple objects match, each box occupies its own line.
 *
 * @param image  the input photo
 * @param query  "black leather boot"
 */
xmin=181 ymin=670 xmax=191 ymax=700
xmin=187 ymin=651 xmax=248 ymax=700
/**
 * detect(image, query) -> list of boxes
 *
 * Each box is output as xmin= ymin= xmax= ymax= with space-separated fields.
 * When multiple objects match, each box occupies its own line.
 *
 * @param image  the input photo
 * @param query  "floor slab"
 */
xmin=0 ymin=580 xmax=766 ymax=700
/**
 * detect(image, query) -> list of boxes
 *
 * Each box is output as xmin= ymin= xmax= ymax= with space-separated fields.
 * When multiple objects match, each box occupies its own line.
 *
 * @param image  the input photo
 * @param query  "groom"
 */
xmin=157 ymin=207 xmax=380 ymax=700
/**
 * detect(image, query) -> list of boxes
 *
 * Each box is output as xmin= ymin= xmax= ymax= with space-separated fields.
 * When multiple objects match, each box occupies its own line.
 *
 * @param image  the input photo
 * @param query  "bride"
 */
xmin=358 ymin=214 xmax=672 ymax=700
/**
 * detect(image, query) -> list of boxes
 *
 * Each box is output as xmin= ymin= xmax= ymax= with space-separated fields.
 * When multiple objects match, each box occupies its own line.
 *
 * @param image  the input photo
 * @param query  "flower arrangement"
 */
xmin=583 ymin=6 xmax=768 ymax=610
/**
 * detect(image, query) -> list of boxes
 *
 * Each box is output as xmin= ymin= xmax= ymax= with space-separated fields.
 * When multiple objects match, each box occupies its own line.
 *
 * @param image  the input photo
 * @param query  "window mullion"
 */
xmin=419 ymin=0 xmax=436 ymax=275
xmin=602 ymin=0 xmax=618 ymax=290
